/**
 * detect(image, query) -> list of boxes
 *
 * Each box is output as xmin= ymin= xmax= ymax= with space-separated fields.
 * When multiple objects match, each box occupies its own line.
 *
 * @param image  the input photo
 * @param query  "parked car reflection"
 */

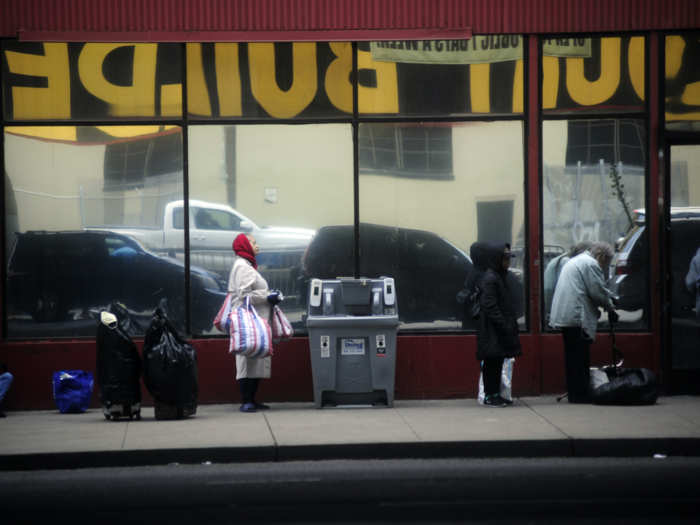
xmin=608 ymin=207 xmax=700 ymax=321
xmin=6 ymin=230 xmax=226 ymax=337
xmin=299 ymin=223 xmax=475 ymax=328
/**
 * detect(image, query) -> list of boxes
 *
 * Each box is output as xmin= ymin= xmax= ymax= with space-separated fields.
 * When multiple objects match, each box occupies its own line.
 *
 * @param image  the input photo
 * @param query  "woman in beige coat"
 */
xmin=229 ymin=233 xmax=280 ymax=412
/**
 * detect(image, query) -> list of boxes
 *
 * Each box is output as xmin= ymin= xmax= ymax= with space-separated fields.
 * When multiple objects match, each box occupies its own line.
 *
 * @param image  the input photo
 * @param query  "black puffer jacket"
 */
xmin=476 ymin=242 xmax=522 ymax=361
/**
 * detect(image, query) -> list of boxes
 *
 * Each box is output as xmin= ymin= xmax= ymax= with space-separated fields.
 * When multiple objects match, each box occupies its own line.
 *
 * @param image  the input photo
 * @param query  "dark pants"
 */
xmin=238 ymin=378 xmax=260 ymax=405
xmin=561 ymin=327 xmax=591 ymax=403
xmin=483 ymin=357 xmax=505 ymax=397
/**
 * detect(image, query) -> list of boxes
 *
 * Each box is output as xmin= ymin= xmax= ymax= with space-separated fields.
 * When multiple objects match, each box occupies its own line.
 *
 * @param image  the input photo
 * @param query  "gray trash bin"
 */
xmin=306 ymin=277 xmax=400 ymax=408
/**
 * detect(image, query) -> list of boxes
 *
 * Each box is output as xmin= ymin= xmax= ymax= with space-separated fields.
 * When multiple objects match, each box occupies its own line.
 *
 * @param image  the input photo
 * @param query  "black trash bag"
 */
xmin=591 ymin=367 xmax=659 ymax=406
xmin=142 ymin=306 xmax=198 ymax=407
xmin=96 ymin=303 xmax=142 ymax=406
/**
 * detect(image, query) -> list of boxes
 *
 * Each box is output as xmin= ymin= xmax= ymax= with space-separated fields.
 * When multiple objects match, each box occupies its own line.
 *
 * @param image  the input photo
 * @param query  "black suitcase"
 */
xmin=103 ymin=400 xmax=141 ymax=420
xmin=96 ymin=303 xmax=143 ymax=421
xmin=154 ymin=400 xmax=197 ymax=420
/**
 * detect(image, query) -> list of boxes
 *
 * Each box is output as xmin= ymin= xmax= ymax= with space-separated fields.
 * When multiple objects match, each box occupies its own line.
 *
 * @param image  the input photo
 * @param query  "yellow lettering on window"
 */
xmin=542 ymin=56 xmax=559 ymax=109
xmin=681 ymin=81 xmax=700 ymax=106
xmin=356 ymin=44 xmax=399 ymax=114
xmin=665 ymin=36 xmax=700 ymax=121
xmin=186 ymin=43 xmax=212 ymax=117
xmin=665 ymin=35 xmax=685 ymax=79
xmin=78 ymin=44 xmax=157 ymax=117
xmin=249 ymin=43 xmax=316 ymax=118
xmin=566 ymin=38 xmax=620 ymax=106
xmin=215 ymin=43 xmax=242 ymax=117
xmin=512 ymin=59 xmax=524 ymax=113
xmin=5 ymin=43 xmax=71 ymax=119
xmin=161 ymin=85 xmax=182 ymax=117
xmin=95 ymin=125 xmax=163 ymax=138
xmin=325 ymin=42 xmax=353 ymax=113
xmin=470 ymin=63 xmax=490 ymax=112
xmin=628 ymin=37 xmax=645 ymax=101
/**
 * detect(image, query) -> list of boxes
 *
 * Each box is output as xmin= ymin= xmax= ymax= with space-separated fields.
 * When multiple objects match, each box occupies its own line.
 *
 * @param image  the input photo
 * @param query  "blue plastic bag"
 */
xmin=52 ymin=370 xmax=94 ymax=413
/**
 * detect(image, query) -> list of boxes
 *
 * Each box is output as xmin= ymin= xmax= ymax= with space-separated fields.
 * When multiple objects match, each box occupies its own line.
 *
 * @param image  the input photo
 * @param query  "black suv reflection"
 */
xmin=608 ymin=207 xmax=700 ymax=318
xmin=300 ymin=223 xmax=474 ymax=325
xmin=6 ymin=230 xmax=226 ymax=335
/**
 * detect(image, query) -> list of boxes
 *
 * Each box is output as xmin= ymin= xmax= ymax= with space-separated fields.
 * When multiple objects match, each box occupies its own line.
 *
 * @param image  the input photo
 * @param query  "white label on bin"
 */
xmin=320 ymin=335 xmax=330 ymax=358
xmin=341 ymin=338 xmax=365 ymax=356
xmin=376 ymin=334 xmax=386 ymax=348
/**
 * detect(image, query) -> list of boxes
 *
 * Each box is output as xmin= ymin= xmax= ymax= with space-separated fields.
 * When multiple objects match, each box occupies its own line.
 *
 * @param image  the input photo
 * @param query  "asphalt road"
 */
xmin=3 ymin=457 xmax=699 ymax=523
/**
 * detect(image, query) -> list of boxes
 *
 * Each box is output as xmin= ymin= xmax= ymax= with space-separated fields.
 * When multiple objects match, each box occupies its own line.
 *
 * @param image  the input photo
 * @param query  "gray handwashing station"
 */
xmin=306 ymin=277 xmax=400 ymax=408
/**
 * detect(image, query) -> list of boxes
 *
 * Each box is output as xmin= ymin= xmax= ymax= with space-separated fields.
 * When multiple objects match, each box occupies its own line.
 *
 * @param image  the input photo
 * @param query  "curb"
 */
xmin=3 ymin=437 xmax=700 ymax=471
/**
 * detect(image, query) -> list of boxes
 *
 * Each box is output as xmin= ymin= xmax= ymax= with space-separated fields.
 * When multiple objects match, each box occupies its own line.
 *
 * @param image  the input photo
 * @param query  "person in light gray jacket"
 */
xmin=549 ymin=242 xmax=618 ymax=403
xmin=543 ymin=241 xmax=591 ymax=321
xmin=685 ymin=247 xmax=700 ymax=320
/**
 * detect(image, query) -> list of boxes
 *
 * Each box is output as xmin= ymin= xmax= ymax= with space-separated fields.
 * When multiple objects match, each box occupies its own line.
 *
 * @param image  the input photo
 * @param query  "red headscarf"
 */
xmin=232 ymin=233 xmax=257 ymax=269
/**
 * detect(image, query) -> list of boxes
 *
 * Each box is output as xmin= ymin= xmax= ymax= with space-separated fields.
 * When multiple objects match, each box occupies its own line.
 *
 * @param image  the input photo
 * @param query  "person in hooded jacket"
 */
xmin=475 ymin=242 xmax=523 ymax=407
xmin=229 ymin=233 xmax=282 ymax=413
xmin=457 ymin=243 xmax=488 ymax=330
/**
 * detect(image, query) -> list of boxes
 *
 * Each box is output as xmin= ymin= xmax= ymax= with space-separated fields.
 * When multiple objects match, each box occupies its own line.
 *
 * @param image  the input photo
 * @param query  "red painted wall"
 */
xmin=0 ymin=332 xmax=656 ymax=410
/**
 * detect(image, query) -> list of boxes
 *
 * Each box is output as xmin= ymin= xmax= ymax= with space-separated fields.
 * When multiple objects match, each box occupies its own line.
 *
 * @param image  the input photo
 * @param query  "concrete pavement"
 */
xmin=1 ymin=396 xmax=700 ymax=470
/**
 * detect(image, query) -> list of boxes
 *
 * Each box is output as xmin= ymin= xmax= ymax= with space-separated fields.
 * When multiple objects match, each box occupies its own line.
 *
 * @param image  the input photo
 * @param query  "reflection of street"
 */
xmin=185 ymin=249 xmax=306 ymax=305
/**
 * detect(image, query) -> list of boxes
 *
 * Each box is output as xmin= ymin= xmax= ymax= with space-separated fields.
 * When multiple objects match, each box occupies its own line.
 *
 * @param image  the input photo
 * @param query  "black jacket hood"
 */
xmin=469 ymin=242 xmax=491 ymax=272
xmin=481 ymin=242 xmax=510 ymax=274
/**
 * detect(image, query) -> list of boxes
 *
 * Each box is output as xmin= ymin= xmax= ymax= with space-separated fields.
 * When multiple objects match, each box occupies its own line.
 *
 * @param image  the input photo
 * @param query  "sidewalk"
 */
xmin=2 ymin=396 xmax=700 ymax=471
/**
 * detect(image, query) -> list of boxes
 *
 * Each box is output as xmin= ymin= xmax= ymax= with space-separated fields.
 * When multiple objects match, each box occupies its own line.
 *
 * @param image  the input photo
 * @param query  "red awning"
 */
xmin=2 ymin=0 xmax=698 ymax=42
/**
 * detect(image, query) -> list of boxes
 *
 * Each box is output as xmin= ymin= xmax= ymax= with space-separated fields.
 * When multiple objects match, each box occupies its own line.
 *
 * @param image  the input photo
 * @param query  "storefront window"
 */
xmin=541 ymin=36 xmax=645 ymax=115
xmin=669 ymin=145 xmax=700 ymax=369
xmin=4 ymin=126 xmax=185 ymax=338
xmin=186 ymin=42 xmax=353 ymax=119
xmin=357 ymin=121 xmax=525 ymax=330
xmin=665 ymin=33 xmax=700 ymax=130
xmin=3 ymin=38 xmax=526 ymax=338
xmin=2 ymin=42 xmax=182 ymax=121
xmin=362 ymin=36 xmax=524 ymax=117
xmin=188 ymin=124 xmax=354 ymax=334
xmin=542 ymin=119 xmax=648 ymax=329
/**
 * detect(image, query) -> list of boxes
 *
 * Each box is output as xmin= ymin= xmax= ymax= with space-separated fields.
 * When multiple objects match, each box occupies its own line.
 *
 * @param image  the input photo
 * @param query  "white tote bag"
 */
xmin=477 ymin=357 xmax=514 ymax=404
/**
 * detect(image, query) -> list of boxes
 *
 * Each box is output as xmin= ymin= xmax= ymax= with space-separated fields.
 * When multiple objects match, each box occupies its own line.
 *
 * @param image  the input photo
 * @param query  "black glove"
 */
xmin=608 ymin=309 xmax=619 ymax=324
xmin=267 ymin=290 xmax=283 ymax=305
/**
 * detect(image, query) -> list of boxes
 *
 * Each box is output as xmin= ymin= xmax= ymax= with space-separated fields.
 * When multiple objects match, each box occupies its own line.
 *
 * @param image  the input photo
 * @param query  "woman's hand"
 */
xmin=267 ymin=290 xmax=283 ymax=305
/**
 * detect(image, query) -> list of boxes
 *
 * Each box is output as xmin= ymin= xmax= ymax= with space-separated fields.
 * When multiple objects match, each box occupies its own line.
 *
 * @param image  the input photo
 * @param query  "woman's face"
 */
xmin=247 ymin=235 xmax=260 ymax=255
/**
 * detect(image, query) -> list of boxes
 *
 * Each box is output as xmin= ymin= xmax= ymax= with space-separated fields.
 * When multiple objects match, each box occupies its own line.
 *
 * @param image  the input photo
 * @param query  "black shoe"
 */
xmin=499 ymin=396 xmax=513 ymax=405
xmin=0 ymin=410 xmax=5 ymax=418
xmin=483 ymin=395 xmax=507 ymax=407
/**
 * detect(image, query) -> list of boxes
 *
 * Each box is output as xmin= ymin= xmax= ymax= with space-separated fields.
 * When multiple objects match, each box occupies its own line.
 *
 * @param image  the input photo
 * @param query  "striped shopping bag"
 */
xmin=270 ymin=305 xmax=294 ymax=342
xmin=228 ymin=297 xmax=273 ymax=358
xmin=213 ymin=293 xmax=233 ymax=333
